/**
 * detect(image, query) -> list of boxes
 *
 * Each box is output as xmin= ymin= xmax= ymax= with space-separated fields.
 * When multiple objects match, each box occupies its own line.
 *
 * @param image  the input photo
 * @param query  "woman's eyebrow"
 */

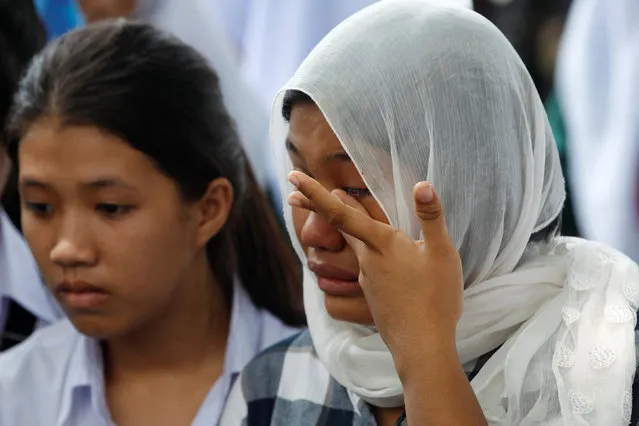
xmin=83 ymin=178 xmax=137 ymax=191
xmin=286 ymin=138 xmax=351 ymax=164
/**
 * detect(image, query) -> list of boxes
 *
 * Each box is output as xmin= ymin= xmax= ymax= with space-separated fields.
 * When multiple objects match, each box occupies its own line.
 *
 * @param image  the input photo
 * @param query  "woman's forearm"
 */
xmin=396 ymin=343 xmax=487 ymax=426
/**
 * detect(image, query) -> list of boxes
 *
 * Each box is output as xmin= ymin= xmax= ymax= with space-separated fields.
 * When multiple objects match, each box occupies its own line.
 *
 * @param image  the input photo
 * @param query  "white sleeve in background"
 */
xmin=136 ymin=0 xmax=275 ymax=190
xmin=211 ymin=0 xmax=472 ymax=116
xmin=223 ymin=0 xmax=380 ymax=109
xmin=556 ymin=0 xmax=639 ymax=260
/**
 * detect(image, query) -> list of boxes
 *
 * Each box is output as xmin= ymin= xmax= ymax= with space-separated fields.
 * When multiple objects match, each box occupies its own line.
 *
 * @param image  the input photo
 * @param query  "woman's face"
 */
xmin=77 ymin=0 xmax=138 ymax=22
xmin=288 ymin=102 xmax=388 ymax=325
xmin=18 ymin=117 xmax=209 ymax=339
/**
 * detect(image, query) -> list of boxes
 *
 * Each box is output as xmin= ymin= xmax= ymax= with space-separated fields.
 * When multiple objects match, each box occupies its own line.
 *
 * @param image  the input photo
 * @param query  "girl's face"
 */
xmin=287 ymin=102 xmax=389 ymax=325
xmin=18 ymin=117 xmax=227 ymax=339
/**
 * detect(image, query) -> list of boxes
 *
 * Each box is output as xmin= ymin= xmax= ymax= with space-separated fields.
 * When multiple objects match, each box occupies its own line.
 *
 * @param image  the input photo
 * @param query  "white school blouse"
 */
xmin=0 ymin=208 xmax=60 ymax=340
xmin=0 ymin=281 xmax=300 ymax=426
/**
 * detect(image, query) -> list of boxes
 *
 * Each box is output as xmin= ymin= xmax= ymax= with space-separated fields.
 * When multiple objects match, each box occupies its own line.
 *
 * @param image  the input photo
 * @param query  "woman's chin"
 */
xmin=324 ymin=294 xmax=374 ymax=325
xmin=69 ymin=313 xmax=131 ymax=340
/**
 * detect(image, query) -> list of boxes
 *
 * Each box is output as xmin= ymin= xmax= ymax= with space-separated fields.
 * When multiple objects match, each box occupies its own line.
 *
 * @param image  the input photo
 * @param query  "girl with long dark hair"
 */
xmin=0 ymin=21 xmax=303 ymax=426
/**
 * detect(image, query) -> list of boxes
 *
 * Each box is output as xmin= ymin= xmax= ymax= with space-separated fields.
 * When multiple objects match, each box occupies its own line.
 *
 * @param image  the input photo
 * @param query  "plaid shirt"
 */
xmin=221 ymin=330 xmax=406 ymax=426
xmin=221 ymin=330 xmax=639 ymax=426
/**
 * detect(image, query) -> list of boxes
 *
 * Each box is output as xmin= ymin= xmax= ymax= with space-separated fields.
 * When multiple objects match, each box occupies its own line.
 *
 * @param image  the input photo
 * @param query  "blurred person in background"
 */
xmin=556 ymin=0 xmax=639 ymax=261
xmin=77 ymin=0 xmax=281 ymax=214
xmin=34 ymin=0 xmax=84 ymax=40
xmin=0 ymin=21 xmax=303 ymax=425
xmin=209 ymin=0 xmax=380 ymax=111
xmin=474 ymin=0 xmax=572 ymax=102
xmin=0 ymin=0 xmax=61 ymax=352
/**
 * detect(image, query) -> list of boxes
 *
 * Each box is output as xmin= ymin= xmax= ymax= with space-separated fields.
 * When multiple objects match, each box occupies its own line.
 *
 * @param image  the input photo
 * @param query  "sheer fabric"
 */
xmin=271 ymin=1 xmax=638 ymax=424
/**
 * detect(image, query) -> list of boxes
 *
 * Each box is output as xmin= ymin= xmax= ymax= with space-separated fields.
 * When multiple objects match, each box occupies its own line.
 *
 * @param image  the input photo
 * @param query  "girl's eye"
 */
xmin=24 ymin=202 xmax=54 ymax=217
xmin=96 ymin=204 xmax=134 ymax=218
xmin=343 ymin=188 xmax=371 ymax=198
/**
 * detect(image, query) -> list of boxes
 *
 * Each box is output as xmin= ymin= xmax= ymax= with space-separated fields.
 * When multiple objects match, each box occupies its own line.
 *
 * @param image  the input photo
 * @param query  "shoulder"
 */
xmin=223 ymin=331 xmax=349 ymax=425
xmin=0 ymin=320 xmax=80 ymax=425
xmin=221 ymin=332 xmax=312 ymax=425
xmin=0 ymin=319 xmax=78 ymax=373
xmin=241 ymin=330 xmax=317 ymax=397
xmin=0 ymin=319 xmax=79 ymax=403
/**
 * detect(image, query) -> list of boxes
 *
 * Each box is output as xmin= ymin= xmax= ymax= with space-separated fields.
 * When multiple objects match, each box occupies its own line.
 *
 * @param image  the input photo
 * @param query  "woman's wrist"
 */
xmin=398 ymin=343 xmax=487 ymax=426
xmin=391 ymin=332 xmax=460 ymax=385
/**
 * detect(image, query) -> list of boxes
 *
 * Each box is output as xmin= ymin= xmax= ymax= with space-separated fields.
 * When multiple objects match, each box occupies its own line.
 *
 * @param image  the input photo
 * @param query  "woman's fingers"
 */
xmin=331 ymin=189 xmax=372 ymax=256
xmin=288 ymin=188 xmax=378 ymax=257
xmin=288 ymin=171 xmax=386 ymax=250
xmin=413 ymin=182 xmax=454 ymax=254
xmin=289 ymin=177 xmax=454 ymax=257
xmin=287 ymin=191 xmax=314 ymax=211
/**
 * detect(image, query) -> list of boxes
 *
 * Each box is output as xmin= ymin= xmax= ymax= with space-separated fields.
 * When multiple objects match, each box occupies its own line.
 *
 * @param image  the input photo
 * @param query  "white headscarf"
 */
xmin=271 ymin=1 xmax=639 ymax=424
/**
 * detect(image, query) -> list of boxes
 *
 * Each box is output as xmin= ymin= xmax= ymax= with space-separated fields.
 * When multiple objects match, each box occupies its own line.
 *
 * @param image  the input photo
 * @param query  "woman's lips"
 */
xmin=307 ymin=261 xmax=363 ymax=297
xmin=58 ymin=291 xmax=110 ymax=310
xmin=316 ymin=276 xmax=362 ymax=296
xmin=55 ymin=280 xmax=110 ymax=310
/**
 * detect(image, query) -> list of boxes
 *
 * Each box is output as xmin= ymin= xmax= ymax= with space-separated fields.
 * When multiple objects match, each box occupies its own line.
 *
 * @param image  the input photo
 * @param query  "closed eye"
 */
xmin=96 ymin=204 xmax=134 ymax=218
xmin=24 ymin=201 xmax=54 ymax=217
xmin=343 ymin=188 xmax=371 ymax=198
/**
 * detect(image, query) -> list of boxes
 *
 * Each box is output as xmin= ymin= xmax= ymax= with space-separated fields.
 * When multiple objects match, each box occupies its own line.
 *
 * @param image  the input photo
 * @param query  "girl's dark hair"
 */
xmin=282 ymin=89 xmax=563 ymax=244
xmin=8 ymin=21 xmax=304 ymax=326
xmin=0 ymin=0 xmax=47 ymax=229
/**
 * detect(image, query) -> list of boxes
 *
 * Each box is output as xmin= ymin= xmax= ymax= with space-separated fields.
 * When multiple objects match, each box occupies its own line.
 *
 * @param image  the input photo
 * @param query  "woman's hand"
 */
xmin=287 ymin=171 xmax=464 ymax=373
xmin=290 ymin=171 xmax=488 ymax=426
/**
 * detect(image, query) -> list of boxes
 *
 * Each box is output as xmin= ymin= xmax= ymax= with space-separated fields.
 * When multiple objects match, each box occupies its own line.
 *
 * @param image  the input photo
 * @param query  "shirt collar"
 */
xmin=58 ymin=332 xmax=109 ymax=425
xmin=0 ymin=209 xmax=61 ymax=323
xmin=59 ymin=279 xmax=266 ymax=424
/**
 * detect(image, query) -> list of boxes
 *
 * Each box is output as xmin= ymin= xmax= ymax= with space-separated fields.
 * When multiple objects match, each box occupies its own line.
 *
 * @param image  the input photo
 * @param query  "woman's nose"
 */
xmin=300 ymin=210 xmax=346 ymax=252
xmin=49 ymin=217 xmax=98 ymax=268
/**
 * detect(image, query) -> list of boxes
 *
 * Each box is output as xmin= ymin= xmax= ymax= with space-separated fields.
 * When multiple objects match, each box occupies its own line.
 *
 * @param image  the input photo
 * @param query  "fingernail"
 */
xmin=416 ymin=182 xmax=433 ymax=203
xmin=288 ymin=172 xmax=300 ymax=188
xmin=288 ymin=198 xmax=302 ymax=208
xmin=287 ymin=194 xmax=302 ymax=207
